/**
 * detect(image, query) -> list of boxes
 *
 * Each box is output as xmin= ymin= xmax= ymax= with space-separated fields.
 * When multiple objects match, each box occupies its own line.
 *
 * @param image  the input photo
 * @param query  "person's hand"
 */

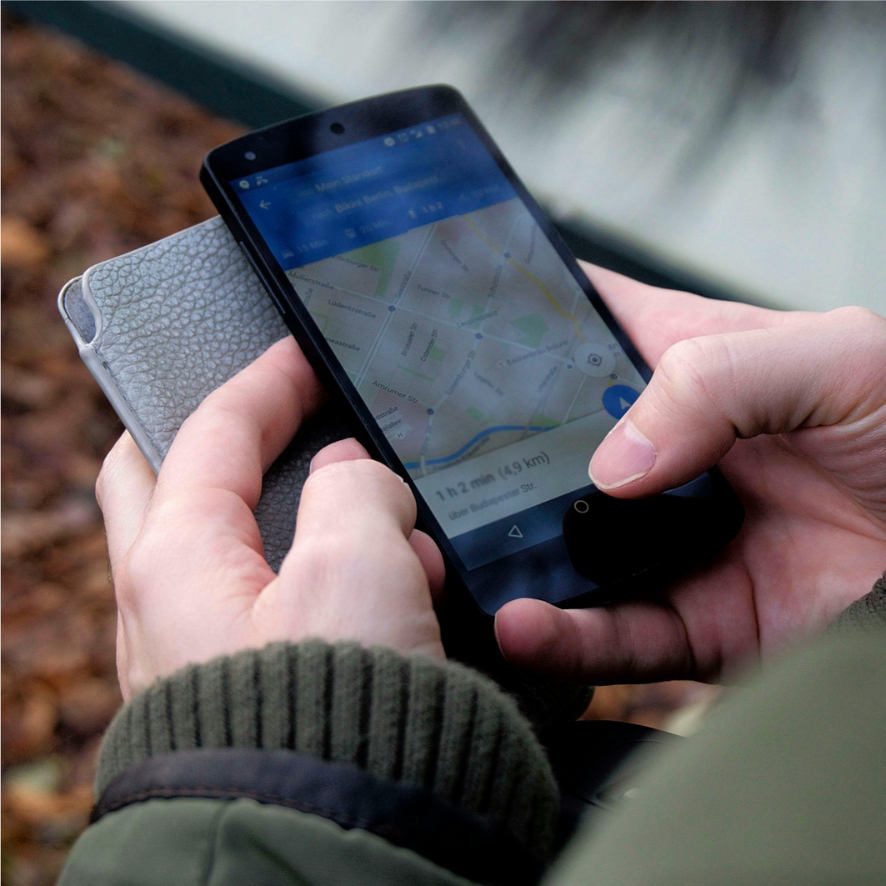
xmin=496 ymin=264 xmax=886 ymax=684
xmin=96 ymin=337 xmax=445 ymax=701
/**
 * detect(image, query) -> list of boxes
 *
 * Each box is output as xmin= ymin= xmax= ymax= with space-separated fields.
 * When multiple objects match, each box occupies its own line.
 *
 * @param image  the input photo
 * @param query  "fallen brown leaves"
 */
xmin=1 ymin=12 xmax=241 ymax=885
xmin=1 ymin=216 xmax=51 ymax=269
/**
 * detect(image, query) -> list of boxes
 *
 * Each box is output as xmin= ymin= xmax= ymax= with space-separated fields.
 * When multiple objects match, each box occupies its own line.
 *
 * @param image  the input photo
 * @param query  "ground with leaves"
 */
xmin=0 ymin=15 xmax=716 ymax=885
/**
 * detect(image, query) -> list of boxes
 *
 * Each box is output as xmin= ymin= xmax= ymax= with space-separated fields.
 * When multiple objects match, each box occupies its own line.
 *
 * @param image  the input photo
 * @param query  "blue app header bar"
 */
xmin=233 ymin=114 xmax=517 ymax=268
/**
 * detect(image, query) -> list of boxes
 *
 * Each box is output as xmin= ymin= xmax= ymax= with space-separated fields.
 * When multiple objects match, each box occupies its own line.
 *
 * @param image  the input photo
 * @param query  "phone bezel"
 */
xmin=201 ymin=85 xmax=742 ymax=614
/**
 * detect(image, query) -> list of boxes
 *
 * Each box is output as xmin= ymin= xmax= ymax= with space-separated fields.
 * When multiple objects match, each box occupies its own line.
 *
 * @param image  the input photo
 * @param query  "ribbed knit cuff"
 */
xmin=829 ymin=570 xmax=886 ymax=635
xmin=95 ymin=641 xmax=560 ymax=858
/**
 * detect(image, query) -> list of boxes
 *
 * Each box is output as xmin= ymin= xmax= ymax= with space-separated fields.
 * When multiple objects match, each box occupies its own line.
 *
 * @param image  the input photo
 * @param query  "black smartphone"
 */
xmin=201 ymin=85 xmax=743 ymax=616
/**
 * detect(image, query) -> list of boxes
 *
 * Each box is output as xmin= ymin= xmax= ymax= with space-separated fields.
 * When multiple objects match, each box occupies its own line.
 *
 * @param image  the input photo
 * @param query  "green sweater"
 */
xmin=95 ymin=640 xmax=562 ymax=859
xmin=59 ymin=574 xmax=886 ymax=886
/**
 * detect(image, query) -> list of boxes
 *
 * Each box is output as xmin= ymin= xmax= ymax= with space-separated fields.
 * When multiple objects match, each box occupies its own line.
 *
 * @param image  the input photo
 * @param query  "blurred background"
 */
xmin=3 ymin=3 xmax=885 ymax=883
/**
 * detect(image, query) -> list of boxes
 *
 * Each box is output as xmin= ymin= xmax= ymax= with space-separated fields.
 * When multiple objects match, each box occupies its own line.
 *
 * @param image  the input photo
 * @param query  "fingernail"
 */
xmin=308 ymin=456 xmax=316 ymax=475
xmin=589 ymin=419 xmax=656 ymax=489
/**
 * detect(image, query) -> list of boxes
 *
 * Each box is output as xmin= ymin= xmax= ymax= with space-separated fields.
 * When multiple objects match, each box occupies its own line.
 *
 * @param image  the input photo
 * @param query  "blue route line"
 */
xmin=403 ymin=424 xmax=553 ymax=470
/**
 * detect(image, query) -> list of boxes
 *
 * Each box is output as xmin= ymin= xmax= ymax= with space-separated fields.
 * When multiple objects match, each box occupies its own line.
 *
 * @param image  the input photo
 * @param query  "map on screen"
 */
xmin=287 ymin=197 xmax=640 ymax=487
xmin=237 ymin=112 xmax=646 ymax=552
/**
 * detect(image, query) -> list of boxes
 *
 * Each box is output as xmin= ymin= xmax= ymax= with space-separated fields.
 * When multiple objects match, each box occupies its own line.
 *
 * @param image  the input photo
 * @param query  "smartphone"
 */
xmin=201 ymin=85 xmax=743 ymax=616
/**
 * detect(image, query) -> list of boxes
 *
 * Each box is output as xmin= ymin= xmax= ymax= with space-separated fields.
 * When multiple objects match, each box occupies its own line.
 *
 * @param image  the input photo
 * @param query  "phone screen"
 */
xmin=212 ymin=106 xmax=732 ymax=614
xmin=229 ymin=113 xmax=651 ymax=583
xmin=206 ymin=89 xmax=743 ymax=612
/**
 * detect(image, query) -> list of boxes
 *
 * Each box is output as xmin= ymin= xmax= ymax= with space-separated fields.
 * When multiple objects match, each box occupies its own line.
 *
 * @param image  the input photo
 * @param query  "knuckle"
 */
xmin=824 ymin=307 xmax=886 ymax=404
xmin=828 ymin=306 xmax=886 ymax=354
xmin=307 ymin=457 xmax=412 ymax=503
xmin=654 ymin=336 xmax=729 ymax=413
xmin=655 ymin=338 xmax=701 ymax=388
xmin=293 ymin=529 xmax=418 ymax=586
xmin=289 ymin=533 xmax=353 ymax=583
xmin=310 ymin=455 xmax=380 ymax=480
xmin=829 ymin=304 xmax=884 ymax=330
xmin=95 ymin=465 xmax=107 ymax=510
xmin=110 ymin=549 xmax=141 ymax=614
xmin=109 ymin=499 xmax=192 ymax=610
xmin=289 ymin=536 xmax=341 ymax=587
xmin=95 ymin=436 xmax=126 ymax=510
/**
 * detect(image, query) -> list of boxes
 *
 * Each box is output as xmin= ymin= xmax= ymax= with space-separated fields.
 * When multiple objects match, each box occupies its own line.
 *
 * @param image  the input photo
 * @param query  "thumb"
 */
xmin=588 ymin=307 xmax=885 ymax=497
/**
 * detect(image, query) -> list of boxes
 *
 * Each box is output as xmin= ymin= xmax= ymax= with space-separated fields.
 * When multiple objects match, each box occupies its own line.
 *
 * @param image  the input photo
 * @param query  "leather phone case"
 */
xmin=58 ymin=216 xmax=349 ymax=572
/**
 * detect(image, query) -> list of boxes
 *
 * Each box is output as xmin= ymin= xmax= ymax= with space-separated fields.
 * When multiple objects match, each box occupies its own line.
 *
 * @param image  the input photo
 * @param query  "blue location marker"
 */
xmin=602 ymin=385 xmax=640 ymax=419
xmin=388 ymin=305 xmax=396 ymax=312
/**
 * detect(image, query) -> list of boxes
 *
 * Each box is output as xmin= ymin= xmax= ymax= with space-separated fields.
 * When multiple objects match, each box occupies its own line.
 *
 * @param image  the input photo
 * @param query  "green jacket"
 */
xmin=60 ymin=576 xmax=886 ymax=886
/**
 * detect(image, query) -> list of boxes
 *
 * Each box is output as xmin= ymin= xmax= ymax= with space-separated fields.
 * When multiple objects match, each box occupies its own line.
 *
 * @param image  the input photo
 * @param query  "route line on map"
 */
xmin=462 ymin=215 xmax=586 ymax=343
xmin=404 ymin=423 xmax=552 ymax=470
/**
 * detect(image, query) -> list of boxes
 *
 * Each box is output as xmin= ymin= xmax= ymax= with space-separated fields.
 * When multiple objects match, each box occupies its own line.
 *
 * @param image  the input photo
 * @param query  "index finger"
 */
xmin=155 ymin=336 xmax=325 ymax=509
xmin=495 ymin=574 xmax=756 ymax=686
xmin=495 ymin=596 xmax=696 ymax=684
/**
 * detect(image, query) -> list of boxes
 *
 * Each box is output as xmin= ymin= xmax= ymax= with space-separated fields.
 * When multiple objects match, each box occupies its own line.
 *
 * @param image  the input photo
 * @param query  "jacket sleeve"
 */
xmin=543 ymin=630 xmax=886 ymax=886
xmin=58 ymin=640 xmax=561 ymax=886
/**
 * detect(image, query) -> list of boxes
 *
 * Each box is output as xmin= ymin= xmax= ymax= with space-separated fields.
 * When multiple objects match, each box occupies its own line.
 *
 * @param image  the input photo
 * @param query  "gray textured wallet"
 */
xmin=58 ymin=216 xmax=349 ymax=572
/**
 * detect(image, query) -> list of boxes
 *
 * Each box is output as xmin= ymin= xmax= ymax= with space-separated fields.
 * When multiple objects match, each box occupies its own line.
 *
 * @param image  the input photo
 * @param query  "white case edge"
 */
xmin=57 ymin=276 xmax=163 ymax=474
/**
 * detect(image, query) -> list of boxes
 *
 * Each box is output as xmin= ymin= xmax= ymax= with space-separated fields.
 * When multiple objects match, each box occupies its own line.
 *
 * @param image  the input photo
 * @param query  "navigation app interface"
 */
xmin=235 ymin=115 xmax=645 ymax=570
